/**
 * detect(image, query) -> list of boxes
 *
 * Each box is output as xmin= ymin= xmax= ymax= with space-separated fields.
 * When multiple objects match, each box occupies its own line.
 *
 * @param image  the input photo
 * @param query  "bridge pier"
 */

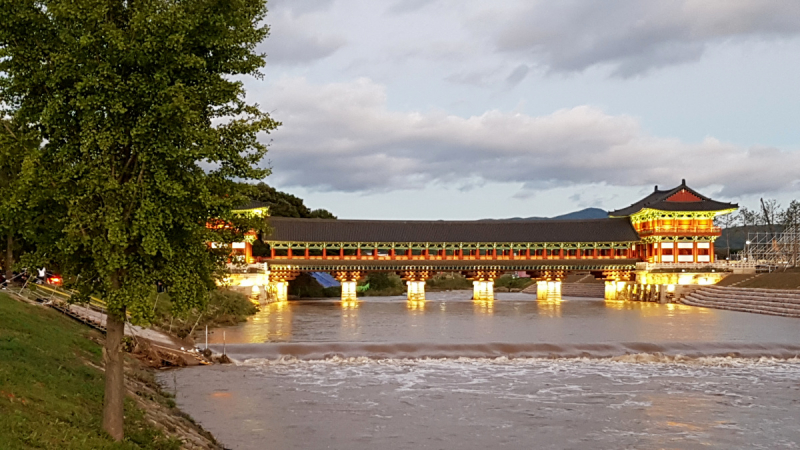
xmin=270 ymin=281 xmax=289 ymax=302
xmin=467 ymin=270 xmax=499 ymax=301
xmin=334 ymin=270 xmax=364 ymax=302
xmin=341 ymin=281 xmax=357 ymax=301
xmin=536 ymin=280 xmax=562 ymax=300
xmin=473 ymin=280 xmax=494 ymax=301
xmin=529 ymin=270 xmax=565 ymax=300
xmin=400 ymin=270 xmax=432 ymax=301
xmin=407 ymin=281 xmax=425 ymax=301
xmin=267 ymin=268 xmax=299 ymax=303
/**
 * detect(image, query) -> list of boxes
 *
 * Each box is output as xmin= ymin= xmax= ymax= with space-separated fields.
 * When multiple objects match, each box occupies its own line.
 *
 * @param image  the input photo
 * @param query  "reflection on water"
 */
xmin=407 ymin=300 xmax=426 ymax=311
xmin=536 ymin=298 xmax=562 ymax=317
xmin=230 ymin=300 xmax=293 ymax=343
xmin=204 ymin=292 xmax=800 ymax=346
xmin=340 ymin=299 xmax=359 ymax=310
xmin=472 ymin=299 xmax=494 ymax=315
xmin=340 ymin=301 xmax=360 ymax=337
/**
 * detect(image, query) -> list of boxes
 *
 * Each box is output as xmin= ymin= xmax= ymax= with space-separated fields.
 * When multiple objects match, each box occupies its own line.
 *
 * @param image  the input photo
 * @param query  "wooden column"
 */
xmin=322 ymin=247 xmax=327 ymax=259
xmin=339 ymin=247 xmax=344 ymax=258
xmin=287 ymin=247 xmax=292 ymax=259
xmin=305 ymin=247 xmax=310 ymax=259
xmin=245 ymin=242 xmax=253 ymax=264
xmin=270 ymin=247 xmax=276 ymax=259
xmin=373 ymin=247 xmax=379 ymax=259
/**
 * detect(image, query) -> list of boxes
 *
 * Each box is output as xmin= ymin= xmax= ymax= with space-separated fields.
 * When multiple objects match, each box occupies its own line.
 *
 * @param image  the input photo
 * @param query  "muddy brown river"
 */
xmin=160 ymin=293 xmax=800 ymax=449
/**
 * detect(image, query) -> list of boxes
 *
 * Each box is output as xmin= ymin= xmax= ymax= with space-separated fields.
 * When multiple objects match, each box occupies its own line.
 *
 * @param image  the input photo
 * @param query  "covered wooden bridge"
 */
xmin=233 ymin=181 xmax=738 ymax=302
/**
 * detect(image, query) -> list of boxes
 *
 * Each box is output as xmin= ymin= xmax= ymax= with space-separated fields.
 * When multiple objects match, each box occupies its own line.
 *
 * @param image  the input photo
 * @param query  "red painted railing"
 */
xmin=638 ymin=226 xmax=721 ymax=236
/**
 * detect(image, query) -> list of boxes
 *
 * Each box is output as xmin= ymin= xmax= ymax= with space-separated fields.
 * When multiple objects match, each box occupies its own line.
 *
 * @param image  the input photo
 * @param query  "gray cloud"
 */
xmin=477 ymin=0 xmax=800 ymax=76
xmin=261 ymin=77 xmax=800 ymax=197
xmin=505 ymin=64 xmax=529 ymax=86
xmin=388 ymin=0 xmax=438 ymax=14
xmin=263 ymin=4 xmax=345 ymax=65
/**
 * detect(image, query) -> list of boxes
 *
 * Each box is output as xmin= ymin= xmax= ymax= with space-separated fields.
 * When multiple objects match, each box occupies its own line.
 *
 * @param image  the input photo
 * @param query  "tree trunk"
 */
xmin=5 ymin=234 xmax=13 ymax=281
xmin=102 ymin=274 xmax=126 ymax=441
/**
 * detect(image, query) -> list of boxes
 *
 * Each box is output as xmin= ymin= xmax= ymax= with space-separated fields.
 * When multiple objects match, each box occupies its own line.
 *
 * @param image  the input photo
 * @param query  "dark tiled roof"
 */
xmin=266 ymin=259 xmax=639 ymax=271
xmin=266 ymin=217 xmax=639 ymax=243
xmin=609 ymin=181 xmax=737 ymax=217
xmin=233 ymin=200 xmax=271 ymax=211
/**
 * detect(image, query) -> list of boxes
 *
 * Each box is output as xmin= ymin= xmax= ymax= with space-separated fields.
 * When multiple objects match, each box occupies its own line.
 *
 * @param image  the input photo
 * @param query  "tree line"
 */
xmin=716 ymin=199 xmax=800 ymax=233
xmin=715 ymin=198 xmax=800 ymax=256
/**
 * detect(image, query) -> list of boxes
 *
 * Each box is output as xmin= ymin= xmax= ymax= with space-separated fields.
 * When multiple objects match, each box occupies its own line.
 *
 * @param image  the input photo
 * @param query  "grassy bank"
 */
xmin=0 ymin=294 xmax=217 ymax=449
xmin=717 ymin=269 xmax=800 ymax=290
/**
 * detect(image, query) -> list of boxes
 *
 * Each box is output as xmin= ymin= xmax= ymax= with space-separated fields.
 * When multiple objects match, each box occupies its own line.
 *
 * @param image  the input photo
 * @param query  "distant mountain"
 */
xmin=551 ymin=208 xmax=609 ymax=220
xmin=496 ymin=207 xmax=609 ymax=221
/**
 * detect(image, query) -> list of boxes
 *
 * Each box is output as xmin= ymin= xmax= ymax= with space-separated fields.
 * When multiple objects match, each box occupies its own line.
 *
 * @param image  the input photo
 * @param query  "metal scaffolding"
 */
xmin=740 ymin=225 xmax=800 ymax=268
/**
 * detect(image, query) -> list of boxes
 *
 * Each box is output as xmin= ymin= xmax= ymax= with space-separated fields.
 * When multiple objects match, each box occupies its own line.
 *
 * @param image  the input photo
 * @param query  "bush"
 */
xmin=322 ymin=286 xmax=341 ymax=297
xmin=150 ymin=288 xmax=257 ymax=339
xmin=363 ymin=272 xmax=405 ymax=296
xmin=494 ymin=274 xmax=534 ymax=290
xmin=288 ymin=273 xmax=326 ymax=298
xmin=427 ymin=272 xmax=472 ymax=291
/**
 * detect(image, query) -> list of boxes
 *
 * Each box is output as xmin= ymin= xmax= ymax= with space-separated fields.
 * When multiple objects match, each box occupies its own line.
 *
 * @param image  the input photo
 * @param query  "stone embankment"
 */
xmin=682 ymin=285 xmax=800 ymax=318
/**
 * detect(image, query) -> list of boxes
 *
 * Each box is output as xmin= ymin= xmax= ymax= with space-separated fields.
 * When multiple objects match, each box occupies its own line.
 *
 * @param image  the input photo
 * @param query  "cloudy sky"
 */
xmin=248 ymin=0 xmax=800 ymax=219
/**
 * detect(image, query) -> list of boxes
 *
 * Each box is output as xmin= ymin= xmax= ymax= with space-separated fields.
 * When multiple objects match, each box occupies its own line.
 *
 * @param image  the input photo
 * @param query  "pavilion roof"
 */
xmin=265 ymin=217 xmax=639 ymax=243
xmin=608 ymin=180 xmax=737 ymax=217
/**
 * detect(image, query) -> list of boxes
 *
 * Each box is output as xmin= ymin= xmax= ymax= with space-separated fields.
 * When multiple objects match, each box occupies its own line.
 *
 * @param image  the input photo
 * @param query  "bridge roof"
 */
xmin=266 ymin=260 xmax=639 ymax=271
xmin=266 ymin=217 xmax=639 ymax=243
xmin=608 ymin=180 xmax=737 ymax=217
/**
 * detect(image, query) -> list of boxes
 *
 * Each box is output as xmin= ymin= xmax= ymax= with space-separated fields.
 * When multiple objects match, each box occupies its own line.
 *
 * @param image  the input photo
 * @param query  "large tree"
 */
xmin=0 ymin=119 xmax=40 ymax=281
xmin=1 ymin=0 xmax=276 ymax=440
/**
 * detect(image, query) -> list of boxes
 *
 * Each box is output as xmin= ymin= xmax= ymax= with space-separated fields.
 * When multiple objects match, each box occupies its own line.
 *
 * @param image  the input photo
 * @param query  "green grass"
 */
xmin=0 ymin=294 xmax=182 ymax=449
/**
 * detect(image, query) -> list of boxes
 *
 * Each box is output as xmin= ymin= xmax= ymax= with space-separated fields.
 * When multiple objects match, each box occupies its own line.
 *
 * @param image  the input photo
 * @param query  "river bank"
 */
xmin=0 ymin=293 xmax=220 ymax=449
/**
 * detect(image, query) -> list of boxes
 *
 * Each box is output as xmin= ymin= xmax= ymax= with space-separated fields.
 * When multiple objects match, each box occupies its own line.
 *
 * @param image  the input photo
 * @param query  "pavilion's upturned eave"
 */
xmin=608 ymin=181 xmax=737 ymax=217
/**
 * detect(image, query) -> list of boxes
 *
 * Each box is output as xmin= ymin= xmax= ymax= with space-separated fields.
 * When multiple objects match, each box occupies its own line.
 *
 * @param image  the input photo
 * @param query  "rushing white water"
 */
xmin=163 ymin=294 xmax=800 ymax=449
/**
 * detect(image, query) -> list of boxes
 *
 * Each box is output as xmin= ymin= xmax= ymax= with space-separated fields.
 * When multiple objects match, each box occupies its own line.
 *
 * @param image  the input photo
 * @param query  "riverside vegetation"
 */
xmin=150 ymin=289 xmax=258 ymax=340
xmin=0 ymin=294 xmax=219 ymax=449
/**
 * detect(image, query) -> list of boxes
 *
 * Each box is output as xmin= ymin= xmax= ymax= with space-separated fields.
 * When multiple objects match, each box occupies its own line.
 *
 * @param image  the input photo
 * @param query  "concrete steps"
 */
xmin=682 ymin=285 xmax=800 ymax=318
